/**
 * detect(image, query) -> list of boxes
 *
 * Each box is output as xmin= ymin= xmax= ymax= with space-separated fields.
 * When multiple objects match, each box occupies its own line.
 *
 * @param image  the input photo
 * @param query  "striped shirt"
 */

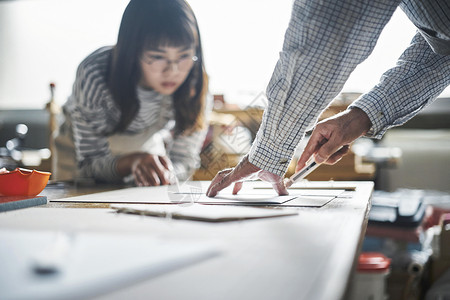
xmin=248 ymin=0 xmax=450 ymax=177
xmin=63 ymin=46 xmax=209 ymax=182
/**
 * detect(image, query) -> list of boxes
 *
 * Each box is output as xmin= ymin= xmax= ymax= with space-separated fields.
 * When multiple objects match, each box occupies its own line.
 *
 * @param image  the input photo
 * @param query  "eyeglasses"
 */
xmin=141 ymin=53 xmax=198 ymax=72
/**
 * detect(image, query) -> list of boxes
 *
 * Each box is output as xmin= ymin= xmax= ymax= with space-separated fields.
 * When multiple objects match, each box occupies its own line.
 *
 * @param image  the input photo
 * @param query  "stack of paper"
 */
xmin=112 ymin=203 xmax=298 ymax=222
xmin=51 ymin=185 xmax=345 ymax=208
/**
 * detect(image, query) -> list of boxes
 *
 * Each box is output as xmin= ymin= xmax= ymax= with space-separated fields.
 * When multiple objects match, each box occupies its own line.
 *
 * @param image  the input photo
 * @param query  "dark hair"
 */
xmin=107 ymin=0 xmax=207 ymax=134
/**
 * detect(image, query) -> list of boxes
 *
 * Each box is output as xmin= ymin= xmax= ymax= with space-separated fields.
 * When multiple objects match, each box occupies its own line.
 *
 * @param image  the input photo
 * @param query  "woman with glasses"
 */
xmin=53 ymin=0 xmax=209 ymax=186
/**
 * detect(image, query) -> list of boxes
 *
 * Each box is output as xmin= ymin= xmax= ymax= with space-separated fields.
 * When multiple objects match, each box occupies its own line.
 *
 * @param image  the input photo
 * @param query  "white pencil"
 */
xmin=284 ymin=159 xmax=321 ymax=188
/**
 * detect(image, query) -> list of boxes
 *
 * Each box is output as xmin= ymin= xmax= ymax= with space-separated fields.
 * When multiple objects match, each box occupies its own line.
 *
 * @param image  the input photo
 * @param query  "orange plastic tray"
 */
xmin=0 ymin=168 xmax=51 ymax=197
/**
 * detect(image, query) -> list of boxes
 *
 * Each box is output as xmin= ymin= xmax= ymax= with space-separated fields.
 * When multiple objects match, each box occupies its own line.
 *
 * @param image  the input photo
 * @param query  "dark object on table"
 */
xmin=369 ymin=190 xmax=427 ymax=228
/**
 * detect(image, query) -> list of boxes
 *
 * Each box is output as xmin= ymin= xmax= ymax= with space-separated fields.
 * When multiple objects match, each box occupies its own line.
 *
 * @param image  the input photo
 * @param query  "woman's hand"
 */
xmin=117 ymin=152 xmax=175 ymax=186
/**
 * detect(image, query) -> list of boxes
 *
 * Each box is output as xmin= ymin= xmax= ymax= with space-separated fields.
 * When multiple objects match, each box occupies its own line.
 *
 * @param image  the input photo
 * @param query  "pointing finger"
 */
xmin=232 ymin=181 xmax=243 ymax=195
xmin=206 ymin=169 xmax=233 ymax=197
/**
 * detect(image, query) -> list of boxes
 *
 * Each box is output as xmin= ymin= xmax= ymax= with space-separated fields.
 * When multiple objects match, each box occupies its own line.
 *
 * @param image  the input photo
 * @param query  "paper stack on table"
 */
xmin=51 ymin=182 xmax=346 ymax=208
xmin=112 ymin=203 xmax=298 ymax=222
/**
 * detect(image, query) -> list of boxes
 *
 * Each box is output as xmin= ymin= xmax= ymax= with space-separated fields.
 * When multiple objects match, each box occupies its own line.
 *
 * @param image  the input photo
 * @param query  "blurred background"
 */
xmin=1 ymin=0 xmax=448 ymax=109
xmin=0 ymin=0 xmax=449 ymax=193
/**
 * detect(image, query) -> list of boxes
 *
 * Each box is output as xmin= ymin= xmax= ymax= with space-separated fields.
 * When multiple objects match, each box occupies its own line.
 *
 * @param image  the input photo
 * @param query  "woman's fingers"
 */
xmin=134 ymin=164 xmax=159 ymax=186
xmin=158 ymin=156 xmax=175 ymax=185
xmin=132 ymin=154 xmax=174 ymax=186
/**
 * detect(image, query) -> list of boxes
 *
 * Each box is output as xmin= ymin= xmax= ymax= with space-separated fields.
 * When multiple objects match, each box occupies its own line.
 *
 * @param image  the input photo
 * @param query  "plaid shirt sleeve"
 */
xmin=248 ymin=0 xmax=400 ymax=176
xmin=350 ymin=32 xmax=450 ymax=139
xmin=248 ymin=0 xmax=450 ymax=177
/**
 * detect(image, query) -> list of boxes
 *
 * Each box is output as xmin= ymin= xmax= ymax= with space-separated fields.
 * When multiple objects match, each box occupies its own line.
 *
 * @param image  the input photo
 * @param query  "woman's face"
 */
xmin=139 ymin=45 xmax=197 ymax=95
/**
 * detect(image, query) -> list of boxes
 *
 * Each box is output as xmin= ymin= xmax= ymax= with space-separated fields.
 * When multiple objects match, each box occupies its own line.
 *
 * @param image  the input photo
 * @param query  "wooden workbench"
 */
xmin=0 ymin=181 xmax=373 ymax=300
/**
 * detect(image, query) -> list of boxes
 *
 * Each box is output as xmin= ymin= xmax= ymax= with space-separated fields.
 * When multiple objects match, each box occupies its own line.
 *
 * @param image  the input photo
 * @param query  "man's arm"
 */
xmin=247 ymin=0 xmax=399 ymax=177
xmin=207 ymin=0 xmax=400 ymax=196
xmin=350 ymin=32 xmax=450 ymax=139
xmin=298 ymin=32 xmax=450 ymax=170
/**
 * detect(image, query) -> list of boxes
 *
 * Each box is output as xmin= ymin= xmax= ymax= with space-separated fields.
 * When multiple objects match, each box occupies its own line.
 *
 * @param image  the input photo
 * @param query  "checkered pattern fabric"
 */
xmin=248 ymin=0 xmax=450 ymax=176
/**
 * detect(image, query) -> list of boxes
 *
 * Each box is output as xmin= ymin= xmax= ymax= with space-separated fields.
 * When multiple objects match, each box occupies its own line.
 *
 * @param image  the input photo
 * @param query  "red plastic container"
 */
xmin=357 ymin=252 xmax=391 ymax=273
xmin=0 ymin=168 xmax=51 ymax=196
xmin=349 ymin=252 xmax=391 ymax=300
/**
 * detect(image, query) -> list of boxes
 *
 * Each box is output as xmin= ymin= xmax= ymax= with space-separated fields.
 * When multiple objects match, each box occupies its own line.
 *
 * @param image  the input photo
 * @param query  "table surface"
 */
xmin=0 ymin=180 xmax=373 ymax=300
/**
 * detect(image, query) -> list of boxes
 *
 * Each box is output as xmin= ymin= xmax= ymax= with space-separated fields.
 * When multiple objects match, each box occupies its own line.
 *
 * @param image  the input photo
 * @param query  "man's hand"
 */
xmin=296 ymin=107 xmax=372 ymax=171
xmin=206 ymin=155 xmax=288 ymax=197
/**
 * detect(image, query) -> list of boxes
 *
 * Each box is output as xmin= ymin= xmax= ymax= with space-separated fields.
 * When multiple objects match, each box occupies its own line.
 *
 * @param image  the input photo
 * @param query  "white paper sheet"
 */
xmin=112 ymin=204 xmax=298 ymax=222
xmin=51 ymin=183 xmax=344 ymax=207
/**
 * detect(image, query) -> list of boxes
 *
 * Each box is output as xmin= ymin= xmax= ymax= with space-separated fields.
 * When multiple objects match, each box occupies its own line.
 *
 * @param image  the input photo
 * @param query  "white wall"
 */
xmin=377 ymin=129 xmax=450 ymax=193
